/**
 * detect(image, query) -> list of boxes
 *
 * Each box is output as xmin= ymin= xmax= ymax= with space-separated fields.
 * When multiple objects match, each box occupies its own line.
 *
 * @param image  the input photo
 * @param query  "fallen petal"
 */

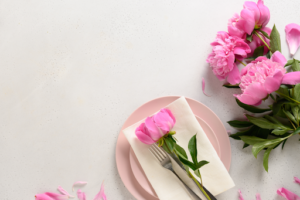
xmin=72 ymin=181 xmax=87 ymax=191
xmin=77 ymin=189 xmax=87 ymax=200
xmin=256 ymin=193 xmax=262 ymax=200
xmin=94 ymin=182 xmax=107 ymax=200
xmin=35 ymin=192 xmax=69 ymax=200
xmin=277 ymin=188 xmax=300 ymax=200
xmin=58 ymin=186 xmax=75 ymax=198
xmin=295 ymin=177 xmax=300 ymax=185
xmin=202 ymin=78 xmax=211 ymax=97
xmin=285 ymin=23 xmax=300 ymax=55
xmin=238 ymin=190 xmax=245 ymax=200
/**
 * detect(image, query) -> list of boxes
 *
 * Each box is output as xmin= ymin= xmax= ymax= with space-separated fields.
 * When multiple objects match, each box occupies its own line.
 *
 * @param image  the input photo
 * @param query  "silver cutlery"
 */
xmin=149 ymin=144 xmax=202 ymax=200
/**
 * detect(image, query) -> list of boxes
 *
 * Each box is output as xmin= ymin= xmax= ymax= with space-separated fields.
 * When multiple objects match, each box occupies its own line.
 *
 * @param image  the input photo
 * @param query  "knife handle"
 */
xmin=169 ymin=168 xmax=202 ymax=200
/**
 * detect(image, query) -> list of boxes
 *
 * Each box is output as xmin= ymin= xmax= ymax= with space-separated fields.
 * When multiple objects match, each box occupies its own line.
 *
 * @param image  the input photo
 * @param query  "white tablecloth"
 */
xmin=0 ymin=0 xmax=299 ymax=199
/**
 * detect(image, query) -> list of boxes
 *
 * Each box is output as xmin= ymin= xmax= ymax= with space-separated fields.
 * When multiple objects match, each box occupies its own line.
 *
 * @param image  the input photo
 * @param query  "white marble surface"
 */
xmin=0 ymin=0 xmax=299 ymax=199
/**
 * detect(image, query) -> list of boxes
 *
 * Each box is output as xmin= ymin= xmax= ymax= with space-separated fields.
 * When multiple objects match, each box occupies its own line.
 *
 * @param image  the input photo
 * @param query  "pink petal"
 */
xmin=237 ymin=82 xmax=268 ymax=105
xmin=282 ymin=72 xmax=300 ymax=85
xmin=235 ymin=93 xmax=262 ymax=106
xmin=94 ymin=182 xmax=107 ymax=200
xmin=57 ymin=186 xmax=74 ymax=198
xmin=243 ymin=1 xmax=260 ymax=23
xmin=35 ymin=193 xmax=69 ymax=200
xmin=135 ymin=130 xmax=156 ymax=145
xmin=72 ymin=181 xmax=87 ymax=192
xmin=238 ymin=190 xmax=245 ymax=200
xmin=77 ymin=189 xmax=86 ymax=200
xmin=271 ymin=51 xmax=287 ymax=67
xmin=263 ymin=70 xmax=284 ymax=94
xmin=153 ymin=109 xmax=176 ymax=133
xmin=240 ymin=9 xmax=256 ymax=34
xmin=257 ymin=0 xmax=270 ymax=27
xmin=202 ymin=78 xmax=211 ymax=97
xmin=295 ymin=177 xmax=300 ymax=185
xmin=227 ymin=64 xmax=241 ymax=85
xmin=277 ymin=188 xmax=300 ymax=200
xmin=256 ymin=193 xmax=262 ymax=200
xmin=285 ymin=23 xmax=300 ymax=55
xmin=145 ymin=117 xmax=163 ymax=141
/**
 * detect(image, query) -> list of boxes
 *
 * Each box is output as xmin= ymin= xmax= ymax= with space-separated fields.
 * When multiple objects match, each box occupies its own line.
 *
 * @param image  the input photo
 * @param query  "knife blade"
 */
xmin=168 ymin=152 xmax=217 ymax=200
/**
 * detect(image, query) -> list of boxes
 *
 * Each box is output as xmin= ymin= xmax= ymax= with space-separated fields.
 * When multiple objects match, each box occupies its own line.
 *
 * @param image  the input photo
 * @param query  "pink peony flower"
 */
xmin=248 ymin=27 xmax=271 ymax=56
xmin=35 ymin=192 xmax=68 ymax=200
xmin=236 ymin=0 xmax=270 ymax=35
xmin=235 ymin=51 xmax=286 ymax=105
xmin=228 ymin=13 xmax=246 ymax=38
xmin=135 ymin=108 xmax=176 ymax=144
xmin=207 ymin=31 xmax=251 ymax=85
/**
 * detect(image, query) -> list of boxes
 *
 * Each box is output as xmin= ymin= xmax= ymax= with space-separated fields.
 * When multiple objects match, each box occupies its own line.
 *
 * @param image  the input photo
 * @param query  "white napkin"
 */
xmin=123 ymin=97 xmax=235 ymax=200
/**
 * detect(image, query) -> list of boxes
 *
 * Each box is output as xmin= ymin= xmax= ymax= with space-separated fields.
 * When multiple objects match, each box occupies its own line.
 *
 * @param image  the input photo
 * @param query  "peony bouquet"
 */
xmin=207 ymin=0 xmax=300 ymax=172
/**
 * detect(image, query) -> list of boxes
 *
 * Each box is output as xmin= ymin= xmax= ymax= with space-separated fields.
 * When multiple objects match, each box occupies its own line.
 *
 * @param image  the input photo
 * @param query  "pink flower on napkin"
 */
xmin=135 ymin=108 xmax=176 ymax=144
xmin=207 ymin=31 xmax=251 ymax=85
xmin=235 ymin=51 xmax=286 ymax=105
xmin=236 ymin=0 xmax=270 ymax=35
xmin=35 ymin=192 xmax=68 ymax=200
xmin=277 ymin=188 xmax=300 ymax=200
xmin=285 ymin=23 xmax=300 ymax=55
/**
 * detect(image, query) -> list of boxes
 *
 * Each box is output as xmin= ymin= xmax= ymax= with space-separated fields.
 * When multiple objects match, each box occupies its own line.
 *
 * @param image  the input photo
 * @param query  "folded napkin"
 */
xmin=123 ymin=97 xmax=235 ymax=200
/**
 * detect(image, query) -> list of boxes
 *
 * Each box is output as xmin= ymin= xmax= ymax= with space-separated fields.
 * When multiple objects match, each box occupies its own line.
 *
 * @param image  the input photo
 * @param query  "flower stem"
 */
xmin=188 ymin=171 xmax=211 ymax=200
xmin=254 ymin=31 xmax=271 ymax=51
xmin=236 ymin=59 xmax=247 ymax=66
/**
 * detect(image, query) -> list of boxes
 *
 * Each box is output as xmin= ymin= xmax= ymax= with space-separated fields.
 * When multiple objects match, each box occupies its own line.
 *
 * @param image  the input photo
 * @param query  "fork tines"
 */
xmin=149 ymin=144 xmax=167 ymax=162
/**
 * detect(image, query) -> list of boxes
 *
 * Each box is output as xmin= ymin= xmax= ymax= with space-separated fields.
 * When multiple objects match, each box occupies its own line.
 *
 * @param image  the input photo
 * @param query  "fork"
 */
xmin=149 ymin=144 xmax=202 ymax=200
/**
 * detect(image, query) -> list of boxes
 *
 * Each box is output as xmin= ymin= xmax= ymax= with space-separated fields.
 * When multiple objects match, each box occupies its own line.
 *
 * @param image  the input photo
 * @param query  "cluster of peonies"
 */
xmin=206 ymin=0 xmax=300 ymax=106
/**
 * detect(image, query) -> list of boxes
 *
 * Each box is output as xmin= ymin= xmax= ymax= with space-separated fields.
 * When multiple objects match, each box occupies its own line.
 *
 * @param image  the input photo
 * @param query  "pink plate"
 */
xmin=129 ymin=115 xmax=220 ymax=198
xmin=115 ymin=96 xmax=231 ymax=200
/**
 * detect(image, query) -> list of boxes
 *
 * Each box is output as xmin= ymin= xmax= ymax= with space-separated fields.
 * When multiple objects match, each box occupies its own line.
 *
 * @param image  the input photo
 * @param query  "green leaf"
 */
xmin=291 ymin=59 xmax=300 ymax=71
xmin=285 ymin=59 xmax=300 ymax=67
xmin=271 ymin=128 xmax=288 ymax=136
xmin=264 ymin=115 xmax=292 ymax=130
xmin=236 ymin=98 xmax=271 ymax=113
xmin=230 ymin=126 xmax=271 ymax=140
xmin=273 ymin=99 xmax=290 ymax=116
xmin=252 ymin=137 xmax=286 ymax=158
xmin=240 ymin=136 xmax=268 ymax=145
xmin=176 ymin=155 xmax=196 ymax=170
xmin=253 ymin=46 xmax=265 ymax=58
xmin=292 ymin=106 xmax=299 ymax=121
xmin=263 ymin=145 xmax=276 ymax=172
xmin=282 ymin=109 xmax=297 ymax=124
xmin=223 ymin=84 xmax=240 ymax=88
xmin=275 ymin=88 xmax=300 ymax=104
xmin=246 ymin=34 xmax=253 ymax=42
xmin=174 ymin=144 xmax=188 ymax=159
xmin=243 ymin=143 xmax=250 ymax=148
xmin=246 ymin=115 xmax=279 ymax=129
xmin=259 ymin=29 xmax=270 ymax=39
xmin=282 ymin=139 xmax=288 ymax=149
xmin=188 ymin=134 xmax=198 ymax=164
xmin=195 ymin=160 xmax=209 ymax=170
xmin=270 ymin=24 xmax=281 ymax=53
xmin=292 ymin=127 xmax=300 ymax=135
xmin=293 ymin=84 xmax=300 ymax=101
xmin=227 ymin=120 xmax=253 ymax=128
xmin=164 ymin=137 xmax=175 ymax=153
xmin=266 ymin=51 xmax=271 ymax=59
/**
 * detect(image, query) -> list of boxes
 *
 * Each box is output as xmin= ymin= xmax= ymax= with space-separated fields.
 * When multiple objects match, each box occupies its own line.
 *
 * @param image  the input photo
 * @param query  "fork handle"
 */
xmin=168 ymin=168 xmax=202 ymax=200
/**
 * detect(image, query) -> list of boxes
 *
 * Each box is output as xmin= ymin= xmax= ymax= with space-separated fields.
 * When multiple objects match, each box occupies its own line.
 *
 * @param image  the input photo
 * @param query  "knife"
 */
xmin=168 ymin=152 xmax=217 ymax=200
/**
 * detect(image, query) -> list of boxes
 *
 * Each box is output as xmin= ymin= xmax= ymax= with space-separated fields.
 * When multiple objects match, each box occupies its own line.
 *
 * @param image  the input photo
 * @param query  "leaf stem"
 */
xmin=236 ymin=59 xmax=247 ymax=66
xmin=284 ymin=112 xmax=297 ymax=130
xmin=275 ymin=91 xmax=300 ymax=105
xmin=254 ymin=31 xmax=271 ymax=50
